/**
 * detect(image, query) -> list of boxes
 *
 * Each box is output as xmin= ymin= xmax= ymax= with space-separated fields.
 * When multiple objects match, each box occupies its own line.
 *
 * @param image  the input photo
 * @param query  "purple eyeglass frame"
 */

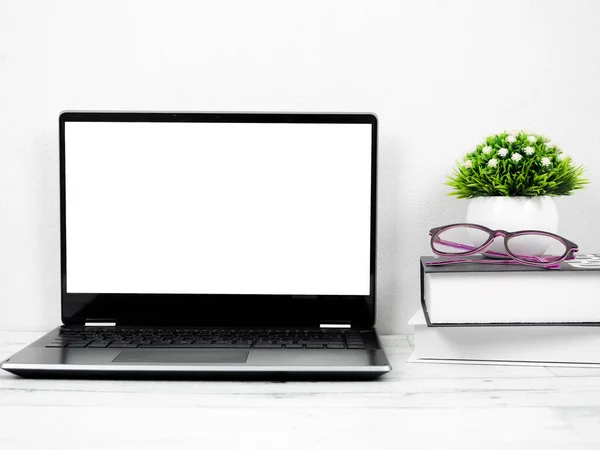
xmin=427 ymin=223 xmax=579 ymax=269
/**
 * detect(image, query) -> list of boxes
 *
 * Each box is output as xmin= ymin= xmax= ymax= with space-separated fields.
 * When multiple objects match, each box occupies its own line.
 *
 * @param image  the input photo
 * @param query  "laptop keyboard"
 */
xmin=46 ymin=327 xmax=366 ymax=350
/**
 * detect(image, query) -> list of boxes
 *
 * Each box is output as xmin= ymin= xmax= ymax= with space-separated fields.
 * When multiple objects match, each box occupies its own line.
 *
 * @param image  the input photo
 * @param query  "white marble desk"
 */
xmin=1 ymin=330 xmax=600 ymax=449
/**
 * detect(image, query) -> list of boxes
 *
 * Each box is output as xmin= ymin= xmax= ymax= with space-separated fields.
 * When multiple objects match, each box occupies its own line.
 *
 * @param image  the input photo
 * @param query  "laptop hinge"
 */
xmin=84 ymin=321 xmax=116 ymax=327
xmin=320 ymin=322 xmax=351 ymax=329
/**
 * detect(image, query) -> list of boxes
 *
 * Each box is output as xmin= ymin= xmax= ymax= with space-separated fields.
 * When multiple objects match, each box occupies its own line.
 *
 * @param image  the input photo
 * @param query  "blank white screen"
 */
xmin=65 ymin=121 xmax=372 ymax=295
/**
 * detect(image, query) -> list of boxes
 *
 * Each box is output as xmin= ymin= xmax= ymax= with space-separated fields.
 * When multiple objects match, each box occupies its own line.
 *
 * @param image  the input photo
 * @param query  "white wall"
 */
xmin=1 ymin=0 xmax=599 ymax=333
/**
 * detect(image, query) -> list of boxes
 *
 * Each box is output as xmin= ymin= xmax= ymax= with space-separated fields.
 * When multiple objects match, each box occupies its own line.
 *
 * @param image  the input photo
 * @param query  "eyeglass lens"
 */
xmin=506 ymin=234 xmax=567 ymax=263
xmin=432 ymin=225 xmax=490 ymax=254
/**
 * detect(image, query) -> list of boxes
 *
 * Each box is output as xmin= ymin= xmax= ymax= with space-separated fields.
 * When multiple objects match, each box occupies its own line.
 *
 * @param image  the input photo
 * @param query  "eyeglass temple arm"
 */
xmin=432 ymin=237 xmax=561 ymax=264
xmin=433 ymin=237 xmax=512 ymax=258
xmin=425 ymin=258 xmax=562 ymax=270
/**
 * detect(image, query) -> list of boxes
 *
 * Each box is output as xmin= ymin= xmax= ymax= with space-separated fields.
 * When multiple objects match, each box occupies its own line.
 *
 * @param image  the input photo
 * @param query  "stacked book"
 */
xmin=410 ymin=253 xmax=600 ymax=366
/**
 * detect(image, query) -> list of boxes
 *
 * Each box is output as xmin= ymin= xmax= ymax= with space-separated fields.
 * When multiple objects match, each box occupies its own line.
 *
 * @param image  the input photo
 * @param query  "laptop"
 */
xmin=1 ymin=112 xmax=391 ymax=379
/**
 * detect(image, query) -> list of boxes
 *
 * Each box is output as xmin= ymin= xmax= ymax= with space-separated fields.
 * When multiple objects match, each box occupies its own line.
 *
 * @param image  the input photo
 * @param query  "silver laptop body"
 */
xmin=1 ymin=112 xmax=391 ymax=379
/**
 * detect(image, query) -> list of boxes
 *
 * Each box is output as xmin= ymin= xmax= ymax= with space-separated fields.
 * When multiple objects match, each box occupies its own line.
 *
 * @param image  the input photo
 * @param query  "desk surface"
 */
xmin=1 ymin=330 xmax=600 ymax=449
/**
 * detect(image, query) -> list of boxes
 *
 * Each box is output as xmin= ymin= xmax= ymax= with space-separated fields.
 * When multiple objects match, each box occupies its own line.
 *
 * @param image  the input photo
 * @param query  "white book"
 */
xmin=421 ymin=253 xmax=600 ymax=324
xmin=410 ymin=309 xmax=600 ymax=365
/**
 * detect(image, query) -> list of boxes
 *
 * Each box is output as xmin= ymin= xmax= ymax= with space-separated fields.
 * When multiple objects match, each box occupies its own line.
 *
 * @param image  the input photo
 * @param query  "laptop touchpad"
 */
xmin=113 ymin=350 xmax=249 ymax=364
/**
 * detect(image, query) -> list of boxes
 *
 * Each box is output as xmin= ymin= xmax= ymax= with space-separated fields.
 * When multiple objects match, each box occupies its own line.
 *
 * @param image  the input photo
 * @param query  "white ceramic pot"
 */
xmin=465 ymin=196 xmax=559 ymax=256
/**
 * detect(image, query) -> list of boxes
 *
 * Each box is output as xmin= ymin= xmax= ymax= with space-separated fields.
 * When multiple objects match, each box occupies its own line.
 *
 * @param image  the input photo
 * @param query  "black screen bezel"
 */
xmin=60 ymin=112 xmax=377 ymax=328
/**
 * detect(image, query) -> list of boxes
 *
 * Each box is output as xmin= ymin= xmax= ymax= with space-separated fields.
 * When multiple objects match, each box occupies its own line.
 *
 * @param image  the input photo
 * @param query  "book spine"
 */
xmin=419 ymin=259 xmax=434 ymax=327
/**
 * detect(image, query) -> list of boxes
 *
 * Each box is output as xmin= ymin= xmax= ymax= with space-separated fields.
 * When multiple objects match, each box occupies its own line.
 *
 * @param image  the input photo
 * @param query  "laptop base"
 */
xmin=1 ymin=327 xmax=391 ymax=380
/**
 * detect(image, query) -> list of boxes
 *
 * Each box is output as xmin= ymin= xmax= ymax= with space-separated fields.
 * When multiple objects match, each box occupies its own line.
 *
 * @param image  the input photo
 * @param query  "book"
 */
xmin=409 ymin=309 xmax=600 ymax=365
xmin=420 ymin=253 xmax=600 ymax=326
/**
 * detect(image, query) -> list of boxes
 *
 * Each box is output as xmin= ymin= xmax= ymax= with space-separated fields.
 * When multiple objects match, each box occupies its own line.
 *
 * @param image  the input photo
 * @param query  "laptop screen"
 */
xmin=64 ymin=120 xmax=373 ymax=296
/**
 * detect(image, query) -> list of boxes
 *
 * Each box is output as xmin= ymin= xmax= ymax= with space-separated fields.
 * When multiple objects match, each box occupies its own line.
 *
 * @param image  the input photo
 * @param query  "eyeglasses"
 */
xmin=427 ymin=223 xmax=578 ymax=269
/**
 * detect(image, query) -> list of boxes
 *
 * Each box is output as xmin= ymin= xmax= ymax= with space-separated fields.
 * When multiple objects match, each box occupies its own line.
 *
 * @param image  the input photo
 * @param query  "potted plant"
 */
xmin=446 ymin=130 xmax=588 ymax=254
